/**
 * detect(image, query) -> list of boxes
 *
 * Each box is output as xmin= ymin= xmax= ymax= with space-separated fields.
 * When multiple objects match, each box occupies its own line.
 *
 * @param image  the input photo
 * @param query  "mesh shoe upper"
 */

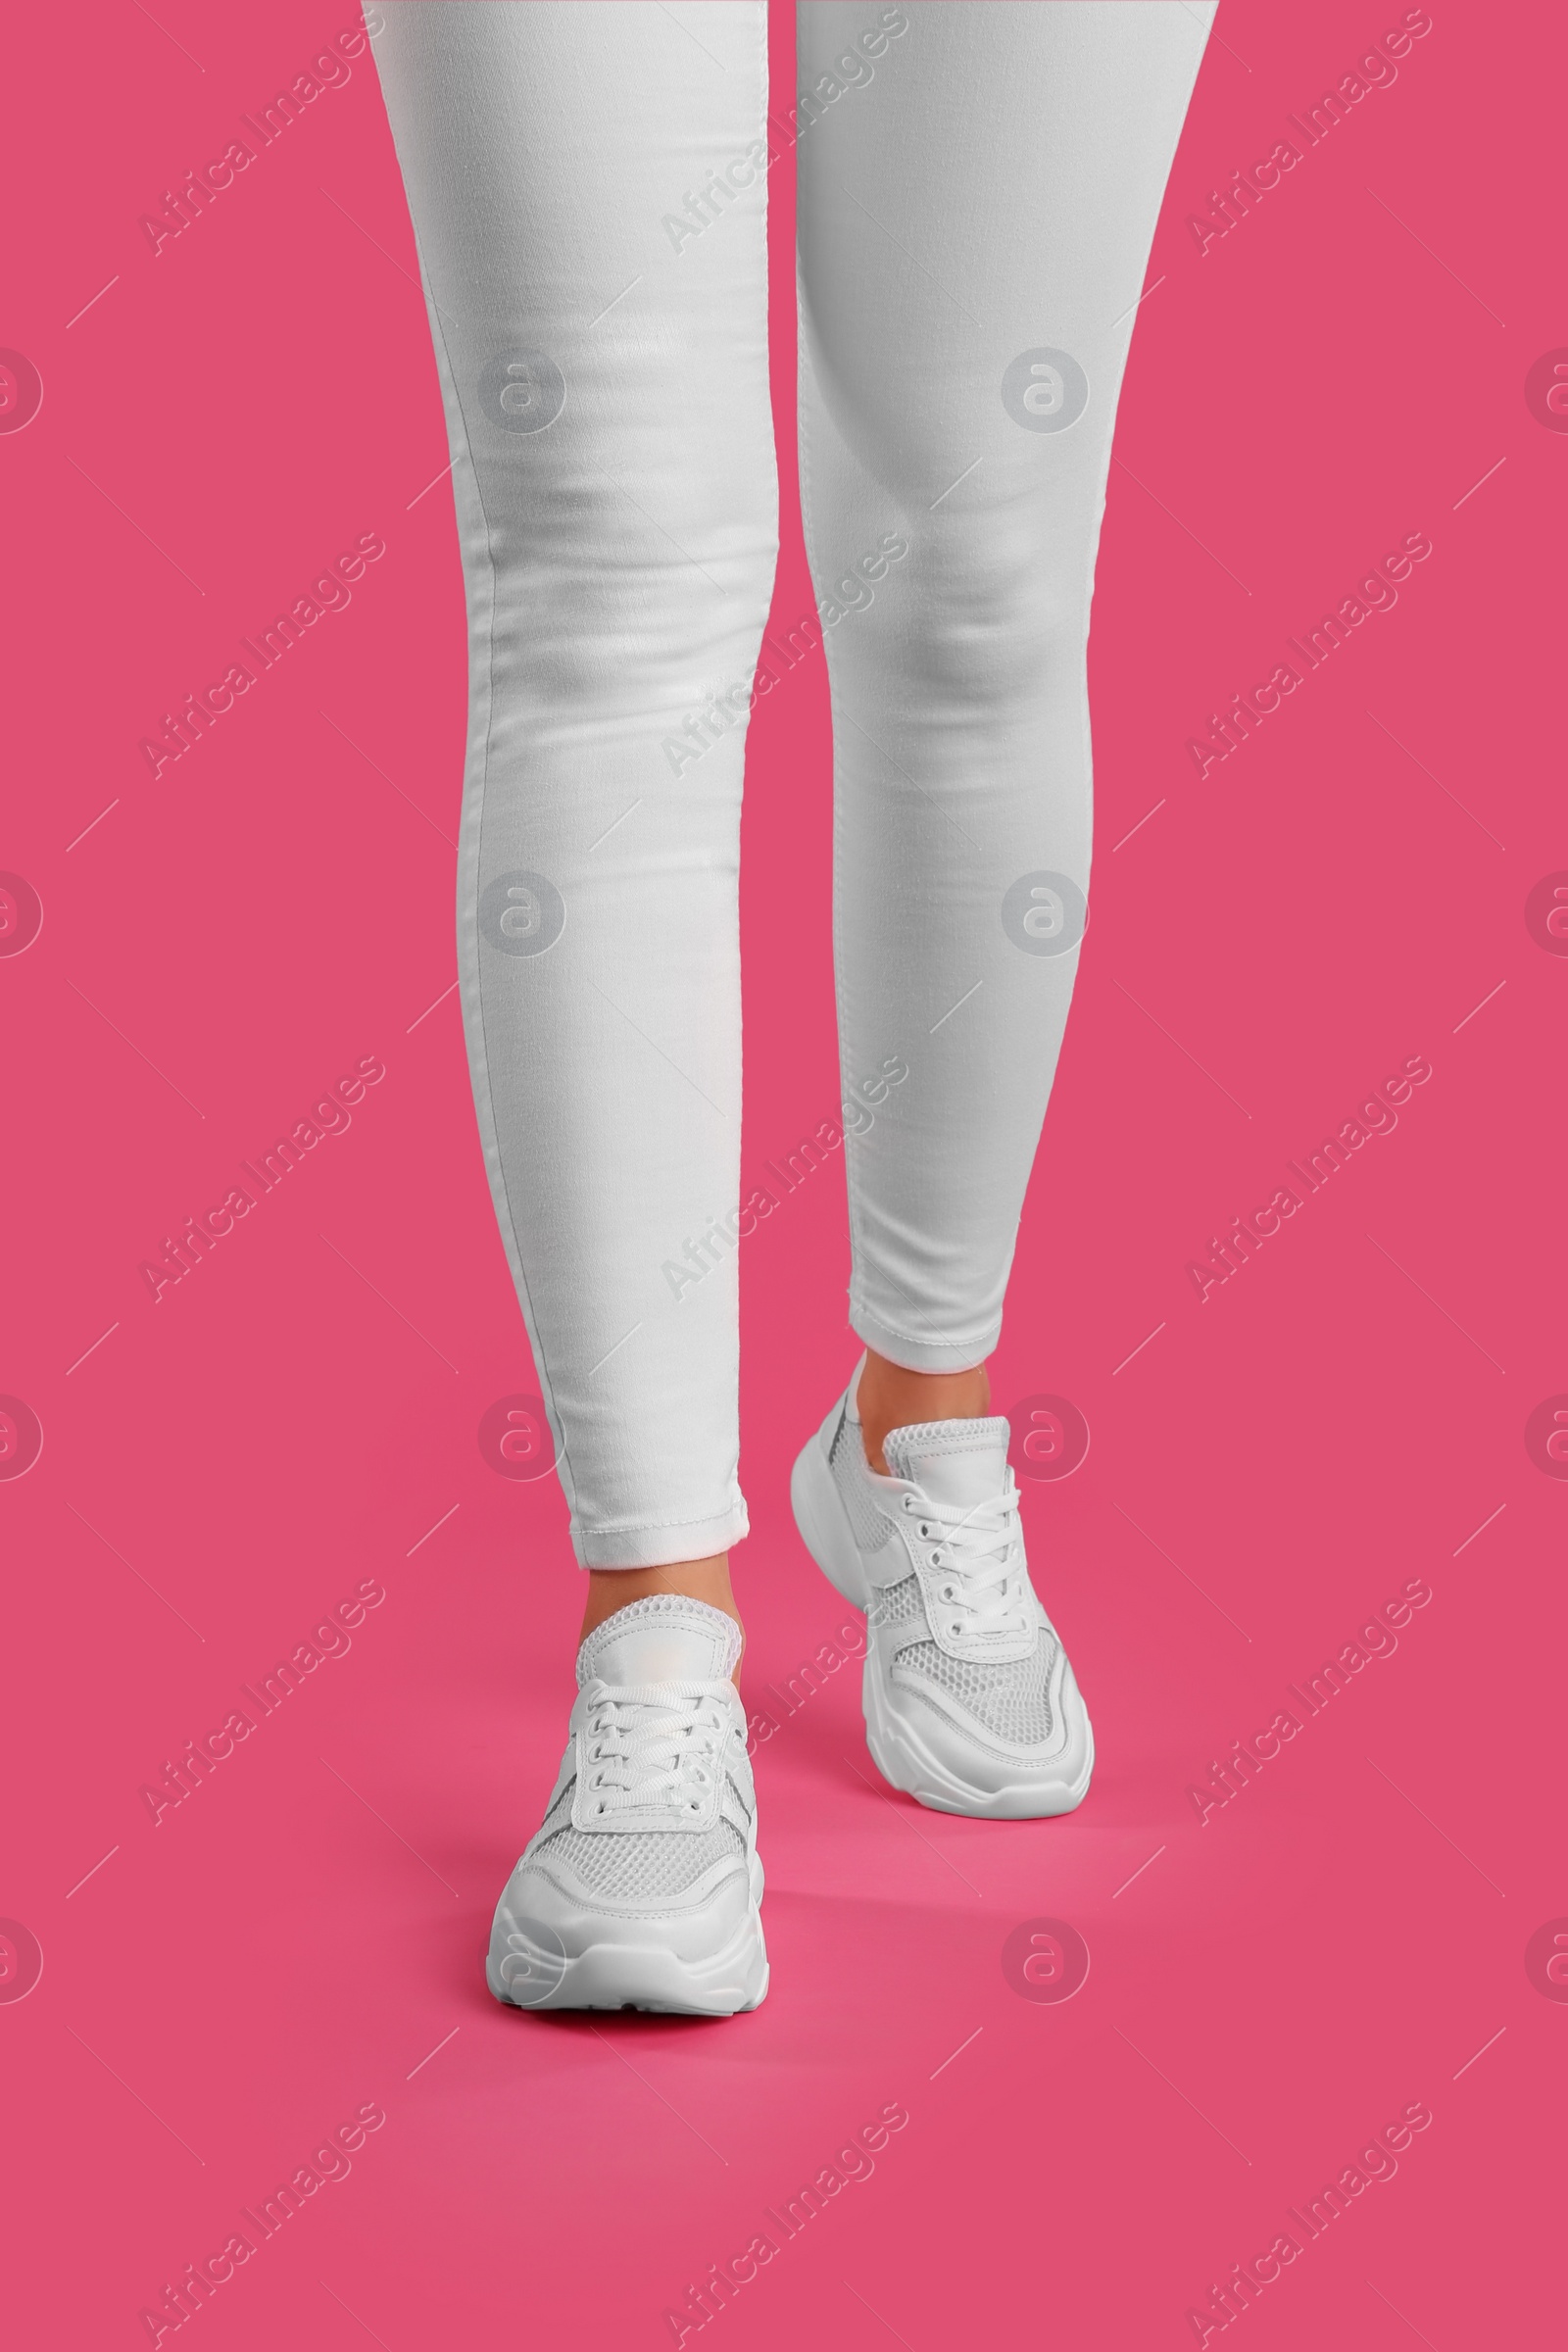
xmin=853 ymin=1407 xmax=1062 ymax=1756
xmin=895 ymin=1634 xmax=1055 ymax=1745
xmin=533 ymin=1814 xmax=747 ymax=1902
xmin=518 ymin=1595 xmax=755 ymax=1913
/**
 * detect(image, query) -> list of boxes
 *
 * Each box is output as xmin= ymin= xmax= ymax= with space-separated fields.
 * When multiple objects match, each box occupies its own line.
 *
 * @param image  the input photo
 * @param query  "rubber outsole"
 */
xmin=487 ymin=1860 xmax=768 ymax=2017
xmin=790 ymin=1415 xmax=1095 ymax=1820
xmin=865 ymin=1654 xmax=1095 ymax=1818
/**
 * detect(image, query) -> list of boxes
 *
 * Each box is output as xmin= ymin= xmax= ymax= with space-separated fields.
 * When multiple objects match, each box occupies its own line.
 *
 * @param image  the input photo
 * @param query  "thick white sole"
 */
xmin=790 ymin=1418 xmax=1095 ymax=1820
xmin=487 ymin=1855 xmax=768 ymax=2017
xmin=864 ymin=1650 xmax=1095 ymax=1818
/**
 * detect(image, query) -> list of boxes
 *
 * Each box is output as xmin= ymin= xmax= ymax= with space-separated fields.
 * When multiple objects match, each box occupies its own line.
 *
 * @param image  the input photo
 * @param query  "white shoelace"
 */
xmin=901 ymin=1480 xmax=1033 ymax=1640
xmin=578 ymin=1680 xmax=736 ymax=1821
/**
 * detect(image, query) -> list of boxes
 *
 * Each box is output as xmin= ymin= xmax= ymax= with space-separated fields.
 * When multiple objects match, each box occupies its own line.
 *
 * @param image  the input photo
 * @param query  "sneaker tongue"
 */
xmin=576 ymin=1593 xmax=741 ymax=1690
xmin=883 ymin=1417 xmax=1011 ymax=1510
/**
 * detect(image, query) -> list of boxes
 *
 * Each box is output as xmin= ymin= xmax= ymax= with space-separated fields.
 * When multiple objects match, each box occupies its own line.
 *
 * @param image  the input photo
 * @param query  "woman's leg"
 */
xmin=789 ymin=0 xmax=1210 ymax=1819
xmin=372 ymin=3 xmax=774 ymax=2013
xmin=373 ymin=2 xmax=776 ymax=1588
xmin=796 ymin=0 xmax=1211 ymax=1394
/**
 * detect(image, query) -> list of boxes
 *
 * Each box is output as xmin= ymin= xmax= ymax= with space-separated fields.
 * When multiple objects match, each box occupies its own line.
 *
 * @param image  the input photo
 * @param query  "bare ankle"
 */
xmin=857 ymin=1348 xmax=991 ymax=1476
xmin=580 ymin=1555 xmax=743 ymax=1681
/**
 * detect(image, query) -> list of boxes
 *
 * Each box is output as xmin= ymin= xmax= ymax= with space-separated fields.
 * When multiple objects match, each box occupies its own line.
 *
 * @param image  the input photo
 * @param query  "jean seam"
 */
xmin=581 ymin=1501 xmax=751 ymax=1540
xmin=417 ymin=234 xmax=583 ymax=1536
xmin=795 ymin=215 xmax=867 ymax=1353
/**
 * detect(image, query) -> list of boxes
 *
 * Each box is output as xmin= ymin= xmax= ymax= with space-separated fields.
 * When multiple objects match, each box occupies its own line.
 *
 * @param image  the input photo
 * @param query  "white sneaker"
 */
xmin=790 ymin=1363 xmax=1094 ymax=1819
xmin=486 ymin=1595 xmax=767 ymax=2015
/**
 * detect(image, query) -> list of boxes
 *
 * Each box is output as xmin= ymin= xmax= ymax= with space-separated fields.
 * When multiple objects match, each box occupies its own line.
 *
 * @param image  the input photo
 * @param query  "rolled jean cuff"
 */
xmin=571 ymin=1497 xmax=750 ymax=1571
xmin=849 ymin=1300 xmax=999 ymax=1377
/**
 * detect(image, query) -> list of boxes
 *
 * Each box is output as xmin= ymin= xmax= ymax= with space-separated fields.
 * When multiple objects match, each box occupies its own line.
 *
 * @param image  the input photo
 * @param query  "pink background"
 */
xmin=3 ymin=2 xmax=1563 ymax=2344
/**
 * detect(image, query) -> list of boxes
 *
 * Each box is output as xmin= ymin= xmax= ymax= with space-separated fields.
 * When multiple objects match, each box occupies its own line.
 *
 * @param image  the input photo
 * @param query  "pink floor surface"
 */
xmin=3 ymin=3 xmax=1563 ymax=2345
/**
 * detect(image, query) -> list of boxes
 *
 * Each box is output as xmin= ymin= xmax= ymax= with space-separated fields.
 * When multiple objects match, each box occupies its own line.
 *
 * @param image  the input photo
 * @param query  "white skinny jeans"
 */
xmin=372 ymin=2 xmax=1211 ymax=1566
